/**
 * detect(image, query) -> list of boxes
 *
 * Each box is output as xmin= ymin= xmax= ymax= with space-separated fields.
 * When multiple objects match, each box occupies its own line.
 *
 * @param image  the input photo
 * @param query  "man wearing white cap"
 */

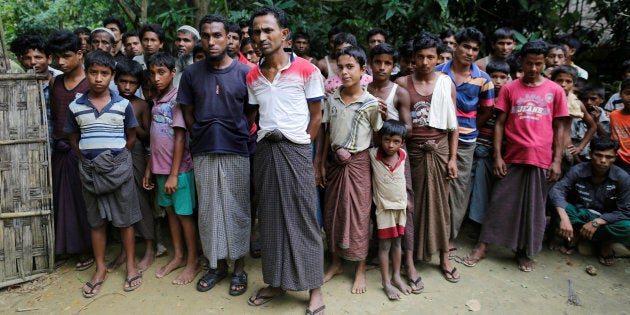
xmin=174 ymin=25 xmax=199 ymax=87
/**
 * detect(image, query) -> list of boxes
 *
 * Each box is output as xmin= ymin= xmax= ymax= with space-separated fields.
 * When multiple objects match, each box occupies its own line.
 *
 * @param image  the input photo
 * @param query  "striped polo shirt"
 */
xmin=436 ymin=60 xmax=495 ymax=143
xmin=64 ymin=90 xmax=138 ymax=159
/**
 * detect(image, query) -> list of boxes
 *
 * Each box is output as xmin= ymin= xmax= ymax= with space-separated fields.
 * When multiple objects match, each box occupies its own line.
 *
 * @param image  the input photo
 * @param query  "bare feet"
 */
xmin=391 ymin=275 xmax=411 ymax=295
xmin=461 ymin=248 xmax=486 ymax=267
xmin=323 ymin=263 xmax=343 ymax=283
xmin=106 ymin=254 xmax=125 ymax=273
xmin=516 ymin=255 xmax=536 ymax=272
xmin=155 ymin=256 xmax=186 ymax=279
xmin=383 ymin=281 xmax=401 ymax=300
xmin=351 ymin=268 xmax=367 ymax=294
xmin=172 ymin=263 xmax=200 ymax=285
xmin=137 ymin=251 xmax=155 ymax=273
xmin=155 ymin=243 xmax=168 ymax=257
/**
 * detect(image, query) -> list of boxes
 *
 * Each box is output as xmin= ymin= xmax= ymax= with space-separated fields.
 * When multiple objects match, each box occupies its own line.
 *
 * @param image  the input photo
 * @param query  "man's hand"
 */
xmin=558 ymin=218 xmax=574 ymax=240
xmin=579 ymin=221 xmax=598 ymax=240
xmin=377 ymin=97 xmax=388 ymax=120
xmin=493 ymin=157 xmax=507 ymax=178
xmin=547 ymin=160 xmax=562 ymax=182
xmin=447 ymin=158 xmax=458 ymax=179
xmin=143 ymin=170 xmax=155 ymax=190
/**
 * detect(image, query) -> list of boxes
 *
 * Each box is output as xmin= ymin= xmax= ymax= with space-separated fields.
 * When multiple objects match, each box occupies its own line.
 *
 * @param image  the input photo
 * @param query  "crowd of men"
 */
xmin=7 ymin=4 xmax=630 ymax=312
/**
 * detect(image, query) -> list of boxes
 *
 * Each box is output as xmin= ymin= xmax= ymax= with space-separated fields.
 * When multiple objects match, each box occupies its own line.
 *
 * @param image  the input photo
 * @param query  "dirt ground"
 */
xmin=1 ymin=222 xmax=629 ymax=314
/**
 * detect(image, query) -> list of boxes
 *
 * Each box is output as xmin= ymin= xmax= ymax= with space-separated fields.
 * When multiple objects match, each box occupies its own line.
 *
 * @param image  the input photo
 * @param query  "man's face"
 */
xmin=175 ymin=31 xmax=195 ymax=57
xmin=21 ymin=49 xmax=50 ymax=74
xmin=590 ymin=149 xmax=616 ymax=174
xmin=90 ymin=32 xmax=113 ymax=54
xmin=453 ymin=40 xmax=480 ymax=67
xmin=370 ymin=53 xmax=395 ymax=82
xmin=252 ymin=13 xmax=287 ymax=57
xmin=54 ymin=50 xmax=83 ymax=74
xmin=414 ymin=47 xmax=438 ymax=75
xmin=124 ymin=36 xmax=143 ymax=57
xmin=545 ymin=48 xmax=566 ymax=67
xmin=438 ymin=52 xmax=452 ymax=64
xmin=492 ymin=38 xmax=515 ymax=59
xmin=368 ymin=34 xmax=386 ymax=50
xmin=241 ymin=43 xmax=259 ymax=64
xmin=142 ymin=31 xmax=163 ymax=55
xmin=116 ymin=74 xmax=140 ymax=98
xmin=380 ymin=134 xmax=404 ymax=157
xmin=620 ymin=87 xmax=630 ymax=108
xmin=86 ymin=64 xmax=113 ymax=94
xmin=442 ymin=35 xmax=456 ymax=50
xmin=580 ymin=92 xmax=604 ymax=108
xmin=398 ymin=56 xmax=415 ymax=76
xmin=293 ymin=37 xmax=309 ymax=57
xmin=200 ymin=22 xmax=228 ymax=62
xmin=519 ymin=53 xmax=545 ymax=82
xmin=226 ymin=31 xmax=241 ymax=57
xmin=105 ymin=23 xmax=123 ymax=43
xmin=241 ymin=26 xmax=250 ymax=39
xmin=77 ymin=33 xmax=90 ymax=53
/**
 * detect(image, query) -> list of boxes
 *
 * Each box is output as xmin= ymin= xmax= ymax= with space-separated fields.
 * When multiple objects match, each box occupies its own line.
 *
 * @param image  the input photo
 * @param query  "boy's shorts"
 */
xmin=155 ymin=171 xmax=196 ymax=215
xmin=376 ymin=208 xmax=406 ymax=240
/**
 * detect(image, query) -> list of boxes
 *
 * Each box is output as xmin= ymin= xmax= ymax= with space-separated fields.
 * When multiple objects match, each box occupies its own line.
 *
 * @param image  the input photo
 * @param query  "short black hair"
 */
xmin=103 ymin=17 xmax=127 ymax=34
xmin=115 ymin=59 xmax=143 ymax=81
xmin=590 ymin=136 xmax=618 ymax=152
xmin=413 ymin=32 xmax=441 ymax=53
xmin=238 ymin=20 xmax=250 ymax=29
xmin=328 ymin=26 xmax=343 ymax=39
xmin=139 ymin=23 xmax=165 ymax=43
xmin=379 ymin=119 xmax=407 ymax=138
xmin=84 ymin=50 xmax=116 ymax=71
xmin=193 ymin=41 xmax=205 ymax=56
xmin=227 ymin=22 xmax=242 ymax=38
xmin=490 ymin=27 xmax=516 ymax=43
xmin=620 ymin=78 xmax=630 ymax=93
xmin=440 ymin=29 xmax=455 ymax=40
xmin=241 ymin=37 xmax=254 ymax=49
xmin=520 ymin=40 xmax=548 ymax=57
xmin=123 ymin=31 xmax=139 ymax=43
xmin=546 ymin=44 xmax=567 ymax=57
xmin=397 ymin=40 xmax=414 ymax=59
xmin=250 ymin=5 xmax=288 ymax=29
xmin=199 ymin=14 xmax=229 ymax=33
xmin=333 ymin=32 xmax=358 ymax=48
xmin=556 ymin=33 xmax=581 ymax=50
xmin=337 ymin=46 xmax=367 ymax=67
xmin=147 ymin=51 xmax=176 ymax=71
xmin=10 ymin=35 xmax=49 ymax=57
xmin=293 ymin=31 xmax=310 ymax=42
xmin=367 ymin=27 xmax=388 ymax=43
xmin=370 ymin=43 xmax=397 ymax=63
xmin=550 ymin=65 xmax=577 ymax=81
xmin=581 ymin=83 xmax=605 ymax=99
xmin=437 ymin=43 xmax=453 ymax=55
xmin=455 ymin=27 xmax=484 ymax=46
xmin=507 ymin=53 xmax=521 ymax=72
xmin=47 ymin=30 xmax=81 ymax=54
xmin=73 ymin=27 xmax=91 ymax=36
xmin=486 ymin=61 xmax=510 ymax=75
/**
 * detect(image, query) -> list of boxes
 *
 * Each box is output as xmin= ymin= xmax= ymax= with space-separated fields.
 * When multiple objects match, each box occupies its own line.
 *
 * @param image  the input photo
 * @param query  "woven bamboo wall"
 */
xmin=0 ymin=72 xmax=55 ymax=287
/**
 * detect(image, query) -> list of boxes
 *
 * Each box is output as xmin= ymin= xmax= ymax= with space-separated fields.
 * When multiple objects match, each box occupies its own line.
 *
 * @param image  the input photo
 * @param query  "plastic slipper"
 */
xmin=306 ymin=305 xmax=326 ymax=315
xmin=247 ymin=287 xmax=284 ymax=306
xmin=407 ymin=276 xmax=424 ymax=294
xmin=442 ymin=267 xmax=460 ymax=283
xmin=229 ymin=272 xmax=248 ymax=296
xmin=82 ymin=280 xmax=103 ymax=298
xmin=598 ymin=254 xmax=615 ymax=266
xmin=196 ymin=269 xmax=227 ymax=292
xmin=123 ymin=274 xmax=142 ymax=292
xmin=76 ymin=257 xmax=95 ymax=271
xmin=459 ymin=255 xmax=482 ymax=267
xmin=448 ymin=247 xmax=457 ymax=260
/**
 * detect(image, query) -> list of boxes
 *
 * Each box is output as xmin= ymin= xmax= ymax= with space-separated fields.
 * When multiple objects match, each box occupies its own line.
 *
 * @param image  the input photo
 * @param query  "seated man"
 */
xmin=549 ymin=137 xmax=630 ymax=266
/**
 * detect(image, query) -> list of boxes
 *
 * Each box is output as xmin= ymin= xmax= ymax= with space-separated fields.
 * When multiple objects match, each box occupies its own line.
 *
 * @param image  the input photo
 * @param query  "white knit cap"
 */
xmin=177 ymin=25 xmax=200 ymax=40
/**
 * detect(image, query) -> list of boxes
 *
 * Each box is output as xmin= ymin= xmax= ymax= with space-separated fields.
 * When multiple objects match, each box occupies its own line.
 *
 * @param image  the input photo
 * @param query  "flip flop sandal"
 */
xmin=82 ymin=280 xmax=104 ymax=298
xmin=448 ymin=247 xmax=458 ymax=260
xmin=247 ymin=287 xmax=284 ymax=306
xmin=123 ymin=274 xmax=142 ymax=292
xmin=442 ymin=267 xmax=460 ymax=283
xmin=458 ymin=255 xmax=482 ymax=267
xmin=406 ymin=276 xmax=424 ymax=294
xmin=306 ymin=305 xmax=326 ymax=315
xmin=229 ymin=272 xmax=248 ymax=296
xmin=196 ymin=269 xmax=227 ymax=292
xmin=76 ymin=257 xmax=95 ymax=271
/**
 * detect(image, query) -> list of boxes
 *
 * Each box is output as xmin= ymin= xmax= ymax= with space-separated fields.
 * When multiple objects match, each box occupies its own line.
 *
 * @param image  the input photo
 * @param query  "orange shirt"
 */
xmin=610 ymin=109 xmax=630 ymax=164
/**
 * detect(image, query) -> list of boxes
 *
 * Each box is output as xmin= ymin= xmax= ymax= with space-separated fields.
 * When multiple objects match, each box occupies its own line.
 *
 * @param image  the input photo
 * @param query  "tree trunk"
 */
xmin=192 ymin=0 xmax=212 ymax=27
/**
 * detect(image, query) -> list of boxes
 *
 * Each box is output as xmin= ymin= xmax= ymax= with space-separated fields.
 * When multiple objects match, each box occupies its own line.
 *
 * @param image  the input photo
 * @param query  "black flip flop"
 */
xmin=229 ymin=272 xmax=248 ymax=296
xmin=82 ymin=280 xmax=103 ymax=298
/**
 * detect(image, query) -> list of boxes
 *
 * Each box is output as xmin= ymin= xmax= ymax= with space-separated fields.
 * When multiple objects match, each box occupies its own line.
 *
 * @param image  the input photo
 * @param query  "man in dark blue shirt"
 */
xmin=549 ymin=137 xmax=630 ymax=266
